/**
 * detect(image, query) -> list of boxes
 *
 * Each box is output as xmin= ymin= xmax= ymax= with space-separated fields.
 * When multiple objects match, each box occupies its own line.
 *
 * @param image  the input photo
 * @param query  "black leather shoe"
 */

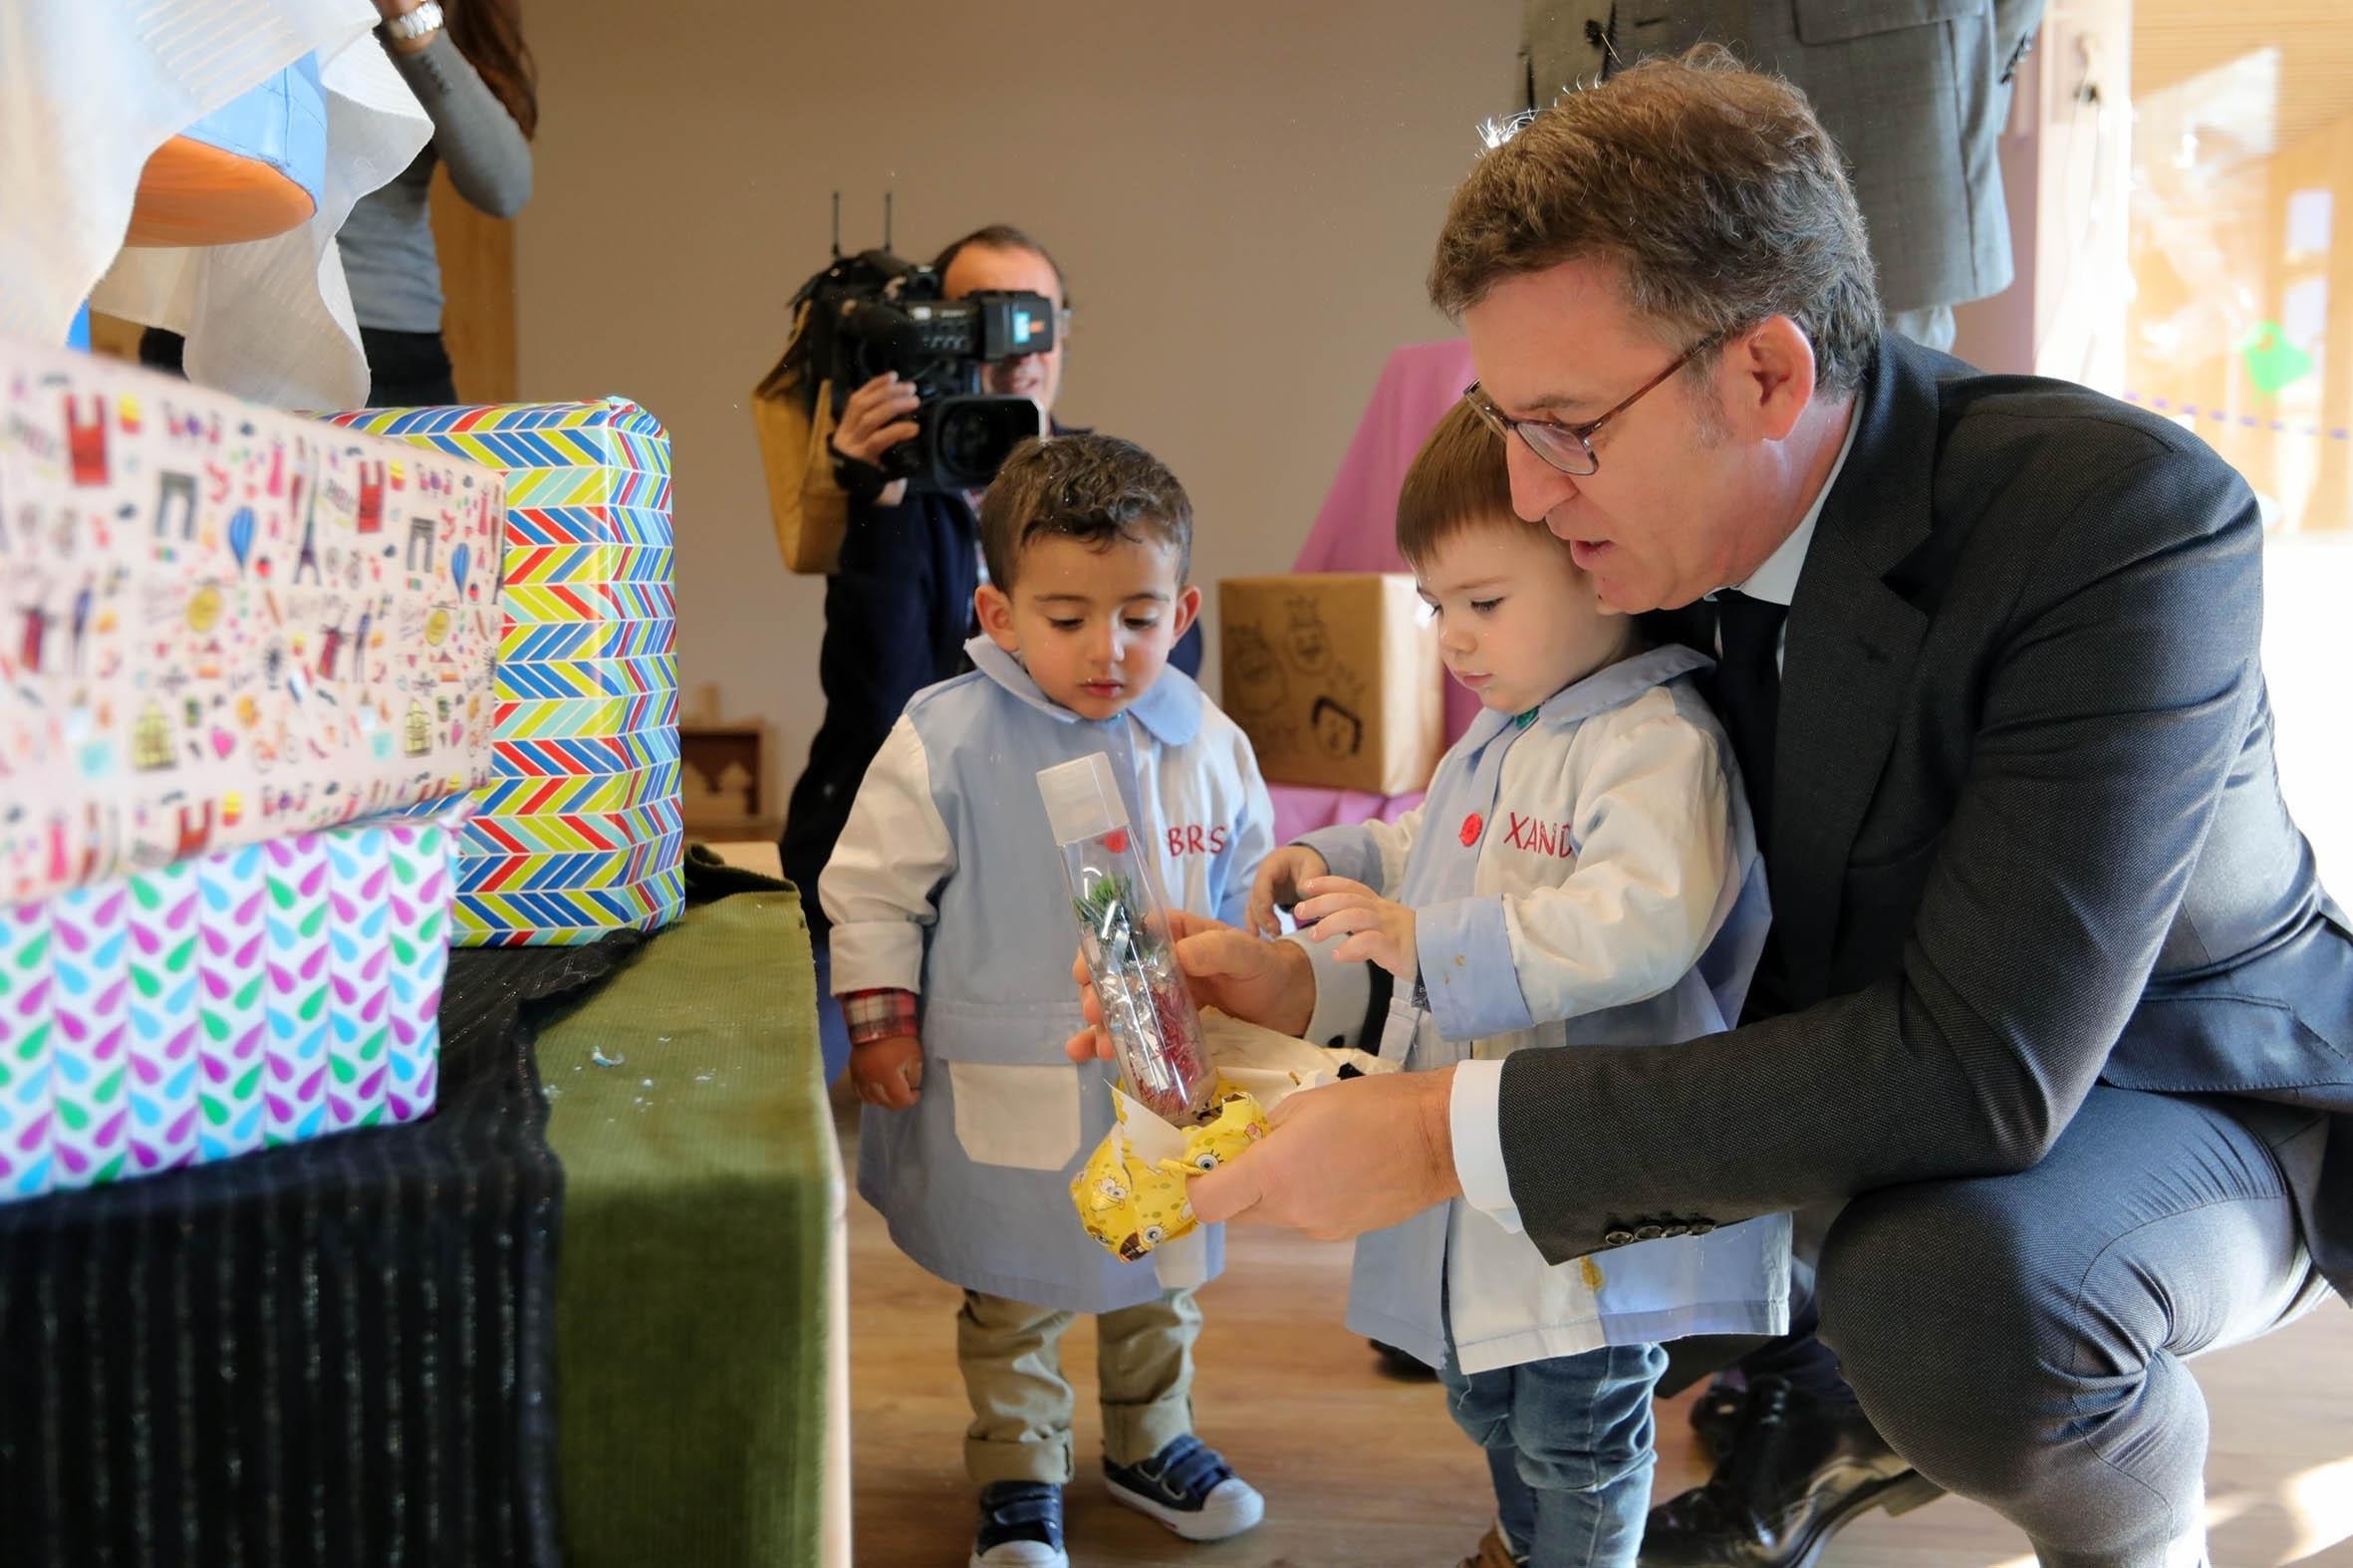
xmin=1689 ymin=1375 xmax=1750 ymax=1459
xmin=1639 ymin=1378 xmax=1942 ymax=1566
xmin=1369 ymin=1337 xmax=1438 ymax=1381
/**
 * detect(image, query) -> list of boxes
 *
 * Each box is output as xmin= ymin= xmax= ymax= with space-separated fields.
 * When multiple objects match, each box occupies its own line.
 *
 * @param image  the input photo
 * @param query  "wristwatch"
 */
xmin=380 ymin=1 xmax=445 ymax=44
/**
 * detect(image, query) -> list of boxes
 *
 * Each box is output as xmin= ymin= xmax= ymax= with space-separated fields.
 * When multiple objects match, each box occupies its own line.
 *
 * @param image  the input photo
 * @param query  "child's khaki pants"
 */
xmin=957 ymin=1285 xmax=1199 ymax=1486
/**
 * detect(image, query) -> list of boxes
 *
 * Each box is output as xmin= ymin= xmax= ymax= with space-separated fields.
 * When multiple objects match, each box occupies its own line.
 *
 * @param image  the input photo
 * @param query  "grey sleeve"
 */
xmin=388 ymin=32 xmax=533 ymax=219
xmin=1993 ymin=0 xmax=2049 ymax=80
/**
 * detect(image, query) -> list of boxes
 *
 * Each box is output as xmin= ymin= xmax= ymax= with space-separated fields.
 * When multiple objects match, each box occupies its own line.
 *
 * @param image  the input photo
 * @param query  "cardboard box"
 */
xmin=0 ymin=342 xmax=506 ymax=908
xmin=324 ymin=400 xmax=684 ymax=945
xmin=1218 ymin=574 xmax=1443 ymax=795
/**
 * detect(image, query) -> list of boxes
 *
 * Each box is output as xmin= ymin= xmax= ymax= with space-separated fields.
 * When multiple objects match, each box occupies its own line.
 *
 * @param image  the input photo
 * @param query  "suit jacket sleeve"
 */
xmin=1493 ymin=440 xmax=2266 ymax=1264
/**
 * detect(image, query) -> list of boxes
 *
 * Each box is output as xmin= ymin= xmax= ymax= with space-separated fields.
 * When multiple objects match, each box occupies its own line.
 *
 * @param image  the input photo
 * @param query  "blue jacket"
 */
xmin=822 ymin=638 xmax=1270 ymax=1310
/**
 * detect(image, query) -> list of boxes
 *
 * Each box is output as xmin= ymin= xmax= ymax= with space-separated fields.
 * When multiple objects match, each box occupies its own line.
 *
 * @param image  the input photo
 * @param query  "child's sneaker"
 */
xmin=1102 ymin=1435 xmax=1264 ymax=1541
xmin=970 ymin=1480 xmax=1066 ymax=1568
xmin=1456 ymin=1519 xmax=1529 ymax=1568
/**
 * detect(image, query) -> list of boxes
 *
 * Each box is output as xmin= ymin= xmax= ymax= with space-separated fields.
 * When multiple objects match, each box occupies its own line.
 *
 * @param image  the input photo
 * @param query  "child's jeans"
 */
xmin=957 ymin=1286 xmax=1200 ymax=1486
xmin=1438 ymin=1340 xmax=1669 ymax=1568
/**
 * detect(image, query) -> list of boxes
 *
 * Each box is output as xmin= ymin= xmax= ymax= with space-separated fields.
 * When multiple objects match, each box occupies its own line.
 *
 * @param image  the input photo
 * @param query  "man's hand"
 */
xmin=1245 ymin=846 xmax=1329 ymax=937
xmin=1187 ymin=1067 xmax=1462 ymax=1240
xmin=1292 ymin=876 xmax=1418 ymax=981
xmin=850 ymin=1033 xmax=924 ymax=1110
xmin=1063 ymin=909 xmax=1316 ymax=1063
xmin=831 ymin=372 xmax=920 ymax=506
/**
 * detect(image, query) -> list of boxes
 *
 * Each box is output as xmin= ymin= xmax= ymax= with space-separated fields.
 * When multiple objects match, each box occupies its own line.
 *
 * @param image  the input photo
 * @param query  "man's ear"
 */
xmin=1722 ymin=316 xmax=1820 ymax=443
xmin=1169 ymin=584 xmax=1202 ymax=643
xmin=975 ymin=584 xmax=1020 ymax=653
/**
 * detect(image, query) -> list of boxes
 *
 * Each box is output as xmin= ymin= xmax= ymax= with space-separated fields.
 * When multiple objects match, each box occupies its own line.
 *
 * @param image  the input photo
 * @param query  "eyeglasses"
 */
xmin=1464 ymin=329 xmax=1728 ymax=478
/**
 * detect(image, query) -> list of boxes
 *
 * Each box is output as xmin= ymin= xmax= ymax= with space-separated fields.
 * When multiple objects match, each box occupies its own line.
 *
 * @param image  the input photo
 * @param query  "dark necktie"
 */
xmin=1712 ymin=589 xmax=1791 ymax=1022
xmin=1712 ymin=590 xmax=1788 ymax=859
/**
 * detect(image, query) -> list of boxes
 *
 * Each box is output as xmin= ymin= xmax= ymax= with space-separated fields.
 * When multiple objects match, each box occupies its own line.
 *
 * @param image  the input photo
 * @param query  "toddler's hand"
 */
xmin=1246 ymin=846 xmax=1329 ymax=937
xmin=1292 ymin=876 xmax=1418 ymax=982
xmin=851 ymin=1033 xmax=924 ymax=1111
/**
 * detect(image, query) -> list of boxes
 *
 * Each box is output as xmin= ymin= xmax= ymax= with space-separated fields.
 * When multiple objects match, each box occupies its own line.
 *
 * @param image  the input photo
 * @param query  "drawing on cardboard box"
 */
xmin=1310 ymin=692 xmax=1365 ymax=759
xmin=1225 ymin=627 xmax=1286 ymax=718
xmin=1283 ymin=596 xmax=1333 ymax=673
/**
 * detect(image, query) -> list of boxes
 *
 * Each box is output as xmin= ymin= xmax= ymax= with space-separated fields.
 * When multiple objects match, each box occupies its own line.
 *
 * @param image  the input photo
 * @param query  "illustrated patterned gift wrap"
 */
xmin=323 ymin=399 xmax=682 ymax=945
xmin=0 ymin=341 xmax=506 ymax=909
xmin=0 ymin=807 xmax=465 ymax=1205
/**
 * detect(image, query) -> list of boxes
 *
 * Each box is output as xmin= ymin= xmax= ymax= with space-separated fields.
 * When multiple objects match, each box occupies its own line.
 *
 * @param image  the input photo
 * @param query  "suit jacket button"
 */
xmin=1688 ymin=1220 xmax=1715 ymax=1235
xmin=1603 ymin=1228 xmax=1635 ymax=1247
xmin=1633 ymin=1224 xmax=1664 ymax=1241
xmin=1662 ymin=1223 xmax=1690 ymax=1238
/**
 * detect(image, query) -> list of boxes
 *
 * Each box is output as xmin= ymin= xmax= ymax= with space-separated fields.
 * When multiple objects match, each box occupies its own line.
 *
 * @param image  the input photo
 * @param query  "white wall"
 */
xmin=515 ymin=1 xmax=1521 ymax=817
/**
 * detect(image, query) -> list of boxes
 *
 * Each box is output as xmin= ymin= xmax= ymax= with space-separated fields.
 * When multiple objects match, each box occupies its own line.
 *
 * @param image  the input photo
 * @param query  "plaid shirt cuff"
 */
xmin=842 ymin=988 xmax=918 ymax=1047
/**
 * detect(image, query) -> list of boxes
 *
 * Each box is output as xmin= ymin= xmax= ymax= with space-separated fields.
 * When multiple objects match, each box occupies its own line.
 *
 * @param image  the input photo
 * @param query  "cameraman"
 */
xmin=781 ymin=225 xmax=1203 ymax=1042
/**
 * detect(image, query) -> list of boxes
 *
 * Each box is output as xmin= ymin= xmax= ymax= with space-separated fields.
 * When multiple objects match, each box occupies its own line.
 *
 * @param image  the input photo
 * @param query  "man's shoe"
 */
xmin=1103 ymin=1435 xmax=1265 ymax=1541
xmin=1689 ymin=1374 xmax=1750 ymax=1459
xmin=970 ymin=1480 xmax=1066 ymax=1568
xmin=1456 ymin=1519 xmax=1529 ymax=1568
xmin=1639 ymin=1378 xmax=1942 ymax=1567
xmin=1372 ymin=1337 xmax=1440 ymax=1381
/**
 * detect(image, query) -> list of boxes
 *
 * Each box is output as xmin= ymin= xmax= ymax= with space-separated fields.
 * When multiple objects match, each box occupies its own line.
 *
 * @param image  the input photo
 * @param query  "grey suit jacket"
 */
xmin=1521 ymin=0 xmax=2045 ymax=314
xmin=1495 ymin=335 xmax=2353 ymax=1298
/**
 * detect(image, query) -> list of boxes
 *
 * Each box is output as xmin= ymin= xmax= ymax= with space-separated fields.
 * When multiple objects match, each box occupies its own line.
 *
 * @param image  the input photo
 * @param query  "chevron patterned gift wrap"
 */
xmin=0 ymin=807 xmax=464 ymax=1204
xmin=322 ymin=399 xmax=682 ymax=945
xmin=193 ymin=846 xmax=268 ymax=1162
xmin=0 ymin=341 xmax=505 ymax=909
xmin=125 ymin=861 xmax=201 ymax=1174
xmin=0 ymin=903 xmax=58 ymax=1199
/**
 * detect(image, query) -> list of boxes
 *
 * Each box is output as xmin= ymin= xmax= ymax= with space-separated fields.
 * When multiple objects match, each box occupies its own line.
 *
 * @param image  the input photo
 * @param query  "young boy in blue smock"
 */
xmin=1252 ymin=404 xmax=1789 ymax=1568
xmin=823 ymin=433 xmax=1274 ymax=1568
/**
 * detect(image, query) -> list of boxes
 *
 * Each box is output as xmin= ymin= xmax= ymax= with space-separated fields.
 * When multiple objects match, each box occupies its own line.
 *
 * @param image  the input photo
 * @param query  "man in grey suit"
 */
xmin=1520 ymin=0 xmax=2045 ymax=352
xmin=1071 ymin=50 xmax=2348 ymax=1568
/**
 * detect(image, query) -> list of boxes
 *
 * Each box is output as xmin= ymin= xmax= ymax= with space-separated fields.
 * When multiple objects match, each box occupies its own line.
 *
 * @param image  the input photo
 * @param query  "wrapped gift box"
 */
xmin=0 ymin=341 xmax=505 ymax=908
xmin=0 ymin=808 xmax=460 ymax=1202
xmin=324 ymin=400 xmax=683 ymax=945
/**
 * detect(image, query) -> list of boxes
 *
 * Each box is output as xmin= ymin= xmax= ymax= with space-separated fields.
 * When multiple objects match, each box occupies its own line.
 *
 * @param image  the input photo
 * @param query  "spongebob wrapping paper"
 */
xmin=0 ymin=341 xmax=504 ymax=909
xmin=1071 ymin=1007 xmax=1389 ymax=1261
xmin=1073 ymin=1083 xmax=1268 ymax=1263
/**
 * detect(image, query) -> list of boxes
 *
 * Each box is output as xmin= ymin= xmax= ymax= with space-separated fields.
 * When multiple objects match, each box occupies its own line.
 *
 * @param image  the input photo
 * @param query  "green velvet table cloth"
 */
xmin=541 ymin=886 xmax=833 ymax=1568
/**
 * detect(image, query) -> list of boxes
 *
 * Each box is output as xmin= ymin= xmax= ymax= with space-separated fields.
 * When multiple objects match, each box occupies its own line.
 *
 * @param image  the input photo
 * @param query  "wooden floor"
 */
xmin=843 ymin=1087 xmax=2353 ymax=1566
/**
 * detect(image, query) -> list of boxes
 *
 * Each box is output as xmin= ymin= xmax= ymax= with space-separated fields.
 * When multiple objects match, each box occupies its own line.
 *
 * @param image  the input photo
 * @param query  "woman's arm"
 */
xmin=375 ymin=4 xmax=533 ymax=218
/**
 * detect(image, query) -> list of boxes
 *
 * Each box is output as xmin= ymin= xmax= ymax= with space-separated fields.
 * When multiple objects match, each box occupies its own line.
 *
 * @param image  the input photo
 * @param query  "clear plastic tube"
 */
xmin=1038 ymin=752 xmax=1217 ymax=1124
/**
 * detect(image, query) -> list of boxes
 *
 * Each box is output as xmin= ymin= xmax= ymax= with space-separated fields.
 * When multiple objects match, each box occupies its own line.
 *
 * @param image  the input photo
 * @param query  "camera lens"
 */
xmin=936 ymin=405 xmax=996 ymax=485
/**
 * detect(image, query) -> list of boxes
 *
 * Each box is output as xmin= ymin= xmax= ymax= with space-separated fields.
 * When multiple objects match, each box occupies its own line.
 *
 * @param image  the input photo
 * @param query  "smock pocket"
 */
xmin=926 ymin=997 xmax=1088 ymax=1174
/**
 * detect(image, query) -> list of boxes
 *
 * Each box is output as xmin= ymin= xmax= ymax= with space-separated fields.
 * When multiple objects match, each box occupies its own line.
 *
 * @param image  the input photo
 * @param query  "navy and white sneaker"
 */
xmin=969 ymin=1480 xmax=1066 ymax=1568
xmin=1103 ymin=1435 xmax=1264 ymax=1541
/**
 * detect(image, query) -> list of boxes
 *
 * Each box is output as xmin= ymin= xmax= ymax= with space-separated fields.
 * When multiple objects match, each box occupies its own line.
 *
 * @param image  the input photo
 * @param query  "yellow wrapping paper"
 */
xmin=1070 ymin=1007 xmax=1388 ymax=1261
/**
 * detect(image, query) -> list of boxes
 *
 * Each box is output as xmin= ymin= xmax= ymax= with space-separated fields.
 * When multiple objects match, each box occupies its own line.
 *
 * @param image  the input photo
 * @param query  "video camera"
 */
xmin=804 ymin=249 xmax=1056 ymax=494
